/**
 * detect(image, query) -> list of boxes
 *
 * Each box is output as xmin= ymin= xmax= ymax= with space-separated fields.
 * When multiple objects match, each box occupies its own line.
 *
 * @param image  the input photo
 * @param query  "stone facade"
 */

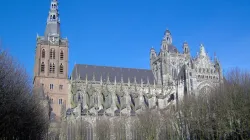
xmin=33 ymin=0 xmax=69 ymax=121
xmin=62 ymin=34 xmax=223 ymax=139
xmin=150 ymin=30 xmax=223 ymax=101
xmin=66 ymin=31 xmax=223 ymax=119
xmin=33 ymin=0 xmax=223 ymax=139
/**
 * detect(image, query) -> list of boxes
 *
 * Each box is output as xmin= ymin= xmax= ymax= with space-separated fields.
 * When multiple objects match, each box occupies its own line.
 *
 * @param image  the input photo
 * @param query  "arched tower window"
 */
xmin=53 ymin=49 xmax=55 ymax=59
xmin=42 ymin=49 xmax=45 ymax=58
xmin=50 ymin=49 xmax=53 ymax=59
xmin=59 ymin=63 xmax=64 ymax=74
xmin=49 ymin=63 xmax=53 ymax=73
xmin=53 ymin=15 xmax=56 ymax=20
xmin=50 ymin=49 xmax=55 ymax=59
xmin=52 ymin=63 xmax=55 ymax=73
xmin=60 ymin=50 xmax=64 ymax=60
xmin=41 ymin=62 xmax=45 ymax=73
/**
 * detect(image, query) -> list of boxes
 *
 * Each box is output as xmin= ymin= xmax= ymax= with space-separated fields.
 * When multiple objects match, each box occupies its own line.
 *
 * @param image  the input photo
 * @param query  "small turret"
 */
xmin=85 ymin=74 xmax=88 ymax=84
xmin=199 ymin=44 xmax=206 ymax=57
xmin=92 ymin=72 xmax=95 ymax=81
xmin=107 ymin=74 xmax=110 ymax=84
xmin=164 ymin=29 xmax=172 ymax=45
xmin=45 ymin=0 xmax=60 ymax=39
xmin=128 ymin=77 xmax=130 ymax=87
xmin=183 ymin=42 xmax=190 ymax=55
xmin=214 ymin=52 xmax=218 ymax=63
xmin=121 ymin=74 xmax=124 ymax=84
xmin=100 ymin=75 xmax=103 ymax=85
xmin=141 ymin=78 xmax=143 ymax=87
xmin=114 ymin=76 xmax=117 ymax=85
xmin=150 ymin=47 xmax=157 ymax=59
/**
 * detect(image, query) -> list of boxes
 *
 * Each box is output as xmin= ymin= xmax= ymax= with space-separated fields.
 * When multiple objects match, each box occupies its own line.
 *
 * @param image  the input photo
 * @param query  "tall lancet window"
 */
xmin=51 ymin=3 xmax=57 ymax=9
xmin=53 ymin=15 xmax=56 ymax=20
xmin=53 ymin=49 xmax=55 ymax=59
xmin=59 ymin=63 xmax=63 ymax=74
xmin=50 ymin=49 xmax=55 ymax=59
xmin=50 ymin=49 xmax=53 ymax=59
xmin=49 ymin=63 xmax=53 ymax=73
xmin=42 ymin=49 xmax=45 ymax=58
xmin=52 ymin=63 xmax=55 ymax=73
xmin=60 ymin=50 xmax=64 ymax=60
xmin=41 ymin=62 xmax=45 ymax=73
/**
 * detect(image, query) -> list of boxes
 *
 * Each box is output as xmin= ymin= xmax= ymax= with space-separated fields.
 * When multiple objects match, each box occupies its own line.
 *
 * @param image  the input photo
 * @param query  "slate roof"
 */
xmin=168 ymin=44 xmax=178 ymax=53
xmin=71 ymin=64 xmax=155 ymax=85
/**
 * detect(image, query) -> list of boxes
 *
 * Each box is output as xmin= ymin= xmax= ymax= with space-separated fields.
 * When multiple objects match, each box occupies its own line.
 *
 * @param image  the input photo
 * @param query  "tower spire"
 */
xmin=45 ymin=0 xmax=60 ymax=39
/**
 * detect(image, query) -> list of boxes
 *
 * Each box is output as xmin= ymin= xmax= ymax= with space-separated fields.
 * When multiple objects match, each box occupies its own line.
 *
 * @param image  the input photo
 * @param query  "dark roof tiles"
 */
xmin=71 ymin=64 xmax=155 ymax=85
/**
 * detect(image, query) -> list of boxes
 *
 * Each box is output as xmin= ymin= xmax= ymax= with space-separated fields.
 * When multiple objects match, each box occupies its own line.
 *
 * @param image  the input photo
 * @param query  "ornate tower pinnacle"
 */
xmin=161 ymin=29 xmax=172 ymax=51
xmin=200 ymin=44 xmax=206 ymax=57
xmin=183 ymin=42 xmax=190 ymax=55
xmin=163 ymin=29 xmax=172 ymax=45
xmin=45 ymin=0 xmax=60 ymax=39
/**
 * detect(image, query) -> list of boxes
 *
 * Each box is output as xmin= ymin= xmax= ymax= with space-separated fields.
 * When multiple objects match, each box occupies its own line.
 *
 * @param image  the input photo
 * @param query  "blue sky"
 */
xmin=0 ymin=0 xmax=249 ymax=78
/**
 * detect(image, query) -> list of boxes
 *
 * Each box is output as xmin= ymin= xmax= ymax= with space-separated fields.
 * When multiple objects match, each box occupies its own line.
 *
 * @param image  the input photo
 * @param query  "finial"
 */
xmin=200 ymin=44 xmax=206 ymax=57
xmin=100 ymin=75 xmax=103 ymax=85
xmin=85 ymin=74 xmax=88 ymax=84
xmin=141 ymin=78 xmax=143 ymax=87
xmin=78 ymin=73 xmax=80 ymax=80
xmin=128 ymin=77 xmax=130 ymax=87
xmin=121 ymin=74 xmax=124 ymax=84
xmin=36 ymin=33 xmax=39 ymax=39
xmin=92 ymin=72 xmax=95 ymax=81
xmin=107 ymin=73 xmax=110 ymax=84
xmin=147 ymin=76 xmax=150 ymax=85
xmin=135 ymin=83 xmax=137 ymax=91
xmin=164 ymin=29 xmax=171 ymax=35
xmin=114 ymin=76 xmax=117 ymax=85
xmin=134 ymin=77 xmax=138 ymax=91
xmin=120 ymin=82 xmax=123 ymax=91
xmin=134 ymin=76 xmax=137 ymax=84
xmin=75 ymin=65 xmax=79 ymax=80
xmin=214 ymin=52 xmax=217 ymax=60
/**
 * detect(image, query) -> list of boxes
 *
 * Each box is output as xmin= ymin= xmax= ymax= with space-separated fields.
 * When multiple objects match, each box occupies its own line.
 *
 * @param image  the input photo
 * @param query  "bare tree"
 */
xmin=56 ymin=68 xmax=250 ymax=140
xmin=96 ymin=117 xmax=111 ymax=140
xmin=113 ymin=117 xmax=127 ymax=140
xmin=0 ymin=48 xmax=49 ymax=139
xmin=134 ymin=109 xmax=161 ymax=140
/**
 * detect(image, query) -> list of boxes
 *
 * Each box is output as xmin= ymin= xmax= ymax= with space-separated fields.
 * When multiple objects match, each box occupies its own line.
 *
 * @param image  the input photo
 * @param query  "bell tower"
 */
xmin=33 ymin=0 xmax=69 ymax=120
xmin=161 ymin=29 xmax=172 ymax=51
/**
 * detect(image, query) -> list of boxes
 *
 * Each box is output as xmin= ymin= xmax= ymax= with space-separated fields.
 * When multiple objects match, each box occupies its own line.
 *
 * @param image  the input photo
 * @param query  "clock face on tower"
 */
xmin=49 ymin=36 xmax=59 ymax=44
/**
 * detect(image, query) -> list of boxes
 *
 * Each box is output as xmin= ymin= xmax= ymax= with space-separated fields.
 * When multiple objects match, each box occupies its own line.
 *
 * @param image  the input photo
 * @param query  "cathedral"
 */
xmin=33 ymin=0 xmax=223 ymax=139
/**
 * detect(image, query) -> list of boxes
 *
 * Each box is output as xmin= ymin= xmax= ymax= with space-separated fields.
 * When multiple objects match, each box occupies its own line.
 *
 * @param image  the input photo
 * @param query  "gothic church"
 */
xmin=33 ymin=0 xmax=223 ymax=121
